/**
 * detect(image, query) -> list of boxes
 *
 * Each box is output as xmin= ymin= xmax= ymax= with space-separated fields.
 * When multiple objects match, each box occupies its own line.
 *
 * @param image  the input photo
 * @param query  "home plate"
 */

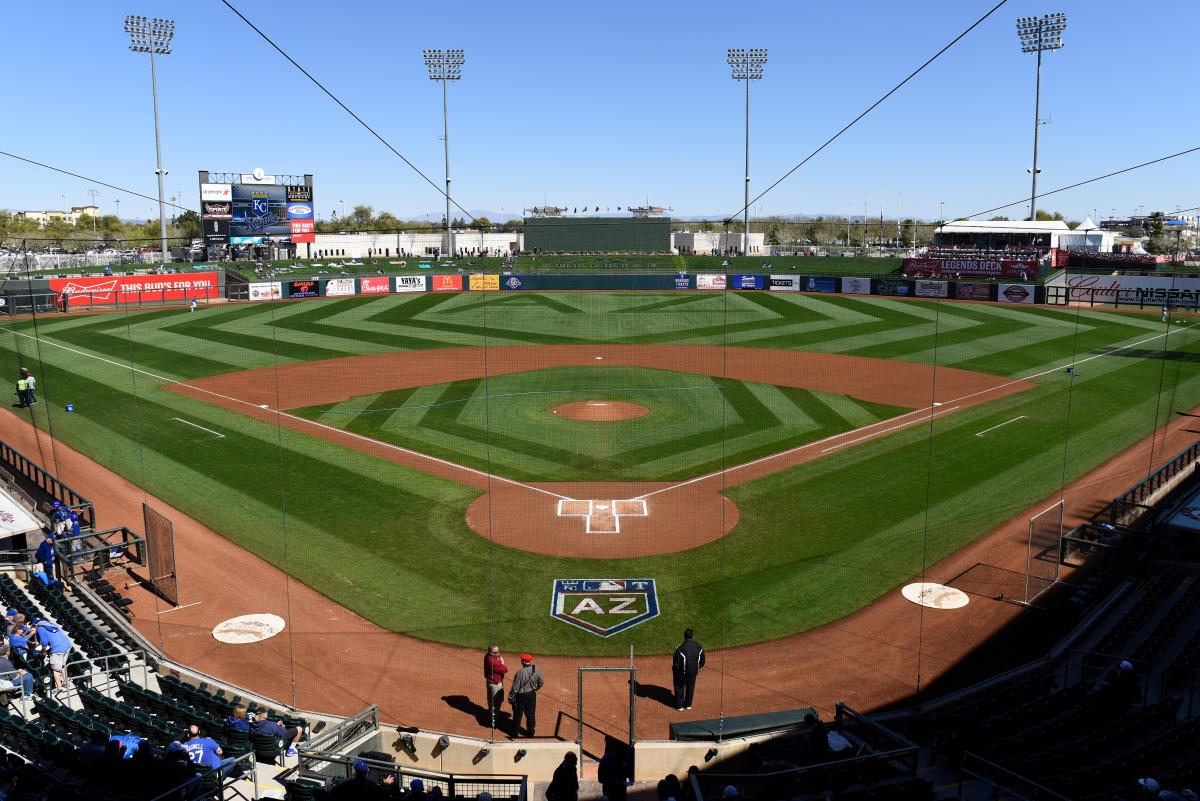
xmin=901 ymin=582 xmax=969 ymax=610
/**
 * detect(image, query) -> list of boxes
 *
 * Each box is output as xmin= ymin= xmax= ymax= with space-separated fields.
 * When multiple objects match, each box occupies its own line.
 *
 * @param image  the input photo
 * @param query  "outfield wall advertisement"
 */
xmin=914 ymin=280 xmax=948 ymax=298
xmin=697 ymin=274 xmax=726 ymax=290
xmin=998 ymin=284 xmax=1036 ymax=304
xmin=394 ymin=276 xmax=426 ymax=293
xmin=955 ymin=282 xmax=992 ymax=301
xmin=769 ymin=276 xmax=799 ymax=291
xmin=50 ymin=273 xmax=221 ymax=306
xmin=323 ymin=278 xmax=356 ymax=297
xmin=360 ymin=276 xmax=391 ymax=295
xmin=432 ymin=275 xmax=463 ymax=292
xmin=248 ymin=282 xmax=282 ymax=301
xmin=469 ymin=275 xmax=500 ymax=291
xmin=841 ymin=277 xmax=871 ymax=295
xmin=731 ymin=275 xmax=763 ymax=290
xmin=288 ymin=280 xmax=320 ymax=299
xmin=1065 ymin=274 xmax=1200 ymax=304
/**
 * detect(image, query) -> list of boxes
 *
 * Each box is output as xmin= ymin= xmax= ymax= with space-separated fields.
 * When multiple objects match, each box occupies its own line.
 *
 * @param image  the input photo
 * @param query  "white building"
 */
xmin=934 ymin=218 xmax=1115 ymax=252
xmin=311 ymin=230 xmax=521 ymax=259
xmin=671 ymin=230 xmax=765 ymax=255
xmin=17 ymin=205 xmax=101 ymax=227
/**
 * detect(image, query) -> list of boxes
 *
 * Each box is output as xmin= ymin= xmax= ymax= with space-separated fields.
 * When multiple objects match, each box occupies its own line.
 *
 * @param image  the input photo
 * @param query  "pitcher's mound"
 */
xmin=553 ymin=401 xmax=648 ymax=421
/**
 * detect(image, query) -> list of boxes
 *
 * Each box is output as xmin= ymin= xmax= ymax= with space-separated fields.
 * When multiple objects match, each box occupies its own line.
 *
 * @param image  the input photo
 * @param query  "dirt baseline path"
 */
xmin=172 ymin=345 xmax=1034 ymax=557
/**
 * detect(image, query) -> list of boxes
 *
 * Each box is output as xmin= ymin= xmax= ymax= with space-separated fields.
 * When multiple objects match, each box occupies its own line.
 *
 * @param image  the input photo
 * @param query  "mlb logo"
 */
xmin=551 ymin=579 xmax=659 ymax=637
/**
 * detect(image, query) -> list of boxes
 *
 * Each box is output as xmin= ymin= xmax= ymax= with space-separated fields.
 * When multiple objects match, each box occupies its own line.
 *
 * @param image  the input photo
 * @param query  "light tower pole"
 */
xmin=125 ymin=14 xmax=174 ymax=266
xmin=424 ymin=49 xmax=464 ymax=258
xmin=728 ymin=48 xmax=767 ymax=256
xmin=1017 ymin=13 xmax=1066 ymax=223
xmin=87 ymin=188 xmax=100 ymax=240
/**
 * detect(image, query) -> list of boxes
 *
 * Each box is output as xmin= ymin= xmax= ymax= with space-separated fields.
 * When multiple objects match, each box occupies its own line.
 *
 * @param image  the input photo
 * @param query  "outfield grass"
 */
xmin=1 ymin=292 xmax=1198 ymax=655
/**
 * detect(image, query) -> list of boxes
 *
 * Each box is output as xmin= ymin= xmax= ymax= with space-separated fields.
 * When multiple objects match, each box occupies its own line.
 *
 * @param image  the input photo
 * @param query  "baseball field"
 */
xmin=2 ymin=290 xmax=1198 ymax=662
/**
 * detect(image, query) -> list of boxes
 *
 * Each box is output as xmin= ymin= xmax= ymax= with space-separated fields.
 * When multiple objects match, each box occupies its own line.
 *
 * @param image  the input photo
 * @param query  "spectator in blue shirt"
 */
xmin=35 ymin=620 xmax=71 ymax=692
xmin=34 ymin=533 xmax=56 ymax=581
xmin=249 ymin=711 xmax=303 ymax=756
xmin=109 ymin=733 xmax=141 ymax=759
xmin=226 ymin=704 xmax=251 ymax=731
xmin=8 ymin=625 xmax=31 ymax=660
xmin=183 ymin=725 xmax=223 ymax=769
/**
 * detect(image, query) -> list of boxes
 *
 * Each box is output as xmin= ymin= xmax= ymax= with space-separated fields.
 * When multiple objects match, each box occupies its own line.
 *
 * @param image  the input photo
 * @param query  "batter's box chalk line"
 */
xmin=556 ymin=499 xmax=648 ymax=534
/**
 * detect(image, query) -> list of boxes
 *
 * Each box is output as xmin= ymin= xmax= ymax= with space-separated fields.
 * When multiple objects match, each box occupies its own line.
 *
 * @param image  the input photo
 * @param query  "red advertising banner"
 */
xmin=49 ymin=273 xmax=220 ymax=307
xmin=902 ymin=258 xmax=1036 ymax=279
xmin=431 ymin=275 xmax=463 ymax=292
xmin=360 ymin=276 xmax=391 ymax=295
xmin=289 ymin=219 xmax=315 ymax=243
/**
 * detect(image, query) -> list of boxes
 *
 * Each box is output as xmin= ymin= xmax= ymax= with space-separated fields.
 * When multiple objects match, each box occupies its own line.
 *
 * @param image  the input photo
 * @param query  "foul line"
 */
xmin=3 ymin=318 xmax=1195 ymax=507
xmin=975 ymin=415 xmax=1028 ymax=437
xmin=170 ymin=418 xmax=225 ymax=438
xmin=0 ymin=327 xmax=571 ymax=502
xmin=637 ymin=320 xmax=1198 ymax=501
xmin=155 ymin=601 xmax=203 ymax=615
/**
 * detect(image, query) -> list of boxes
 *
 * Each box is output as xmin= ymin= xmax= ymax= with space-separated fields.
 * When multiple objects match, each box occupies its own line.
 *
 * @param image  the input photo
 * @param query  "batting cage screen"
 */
xmin=142 ymin=503 xmax=179 ymax=606
xmin=1024 ymin=500 xmax=1064 ymax=604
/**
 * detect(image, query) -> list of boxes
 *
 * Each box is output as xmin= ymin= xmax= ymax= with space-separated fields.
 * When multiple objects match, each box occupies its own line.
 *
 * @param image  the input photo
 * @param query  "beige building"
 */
xmin=16 ymin=205 xmax=100 ymax=227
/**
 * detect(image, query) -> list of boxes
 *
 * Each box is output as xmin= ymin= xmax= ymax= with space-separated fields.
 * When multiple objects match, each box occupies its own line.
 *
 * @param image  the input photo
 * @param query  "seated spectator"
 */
xmin=329 ymin=758 xmax=392 ymax=799
xmin=8 ymin=625 xmax=31 ymax=661
xmin=183 ymin=724 xmax=223 ymax=769
xmin=248 ymin=710 xmax=303 ymax=756
xmin=78 ymin=730 xmax=108 ymax=769
xmin=0 ymin=644 xmax=33 ymax=696
xmin=2 ymin=609 xmax=14 ymax=638
xmin=109 ymin=732 xmax=142 ymax=759
xmin=226 ymin=703 xmax=251 ymax=731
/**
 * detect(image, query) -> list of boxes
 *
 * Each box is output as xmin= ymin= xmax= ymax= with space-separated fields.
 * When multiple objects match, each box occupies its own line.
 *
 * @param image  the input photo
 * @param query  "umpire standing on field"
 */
xmin=672 ymin=628 xmax=705 ymax=710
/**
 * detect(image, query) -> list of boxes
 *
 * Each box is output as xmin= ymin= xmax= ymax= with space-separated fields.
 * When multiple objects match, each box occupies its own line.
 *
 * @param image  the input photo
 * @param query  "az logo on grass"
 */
xmin=551 ymin=579 xmax=659 ymax=637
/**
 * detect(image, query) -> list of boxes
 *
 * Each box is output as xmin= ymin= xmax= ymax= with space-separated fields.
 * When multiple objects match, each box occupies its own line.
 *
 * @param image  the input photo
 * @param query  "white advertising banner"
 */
xmin=697 ymin=274 xmax=727 ymax=290
xmin=914 ymin=280 xmax=948 ymax=298
xmin=324 ymin=278 xmax=356 ymax=297
xmin=199 ymin=183 xmax=232 ymax=201
xmin=1066 ymin=274 xmax=1200 ymax=304
xmin=768 ymin=275 xmax=798 ymax=291
xmin=841 ymin=277 xmax=871 ymax=295
xmin=998 ymin=284 xmax=1036 ymax=304
xmin=0 ymin=490 xmax=42 ymax=537
xmin=394 ymin=276 xmax=426 ymax=293
xmin=249 ymin=282 xmax=282 ymax=301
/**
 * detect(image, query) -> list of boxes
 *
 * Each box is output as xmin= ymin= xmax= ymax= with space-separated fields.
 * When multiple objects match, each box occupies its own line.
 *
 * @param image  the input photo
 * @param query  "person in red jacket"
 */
xmin=483 ymin=644 xmax=508 ymax=726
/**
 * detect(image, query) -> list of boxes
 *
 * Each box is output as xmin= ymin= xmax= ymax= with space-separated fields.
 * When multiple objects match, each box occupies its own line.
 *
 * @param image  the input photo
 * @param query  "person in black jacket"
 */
xmin=672 ymin=628 xmax=705 ymax=711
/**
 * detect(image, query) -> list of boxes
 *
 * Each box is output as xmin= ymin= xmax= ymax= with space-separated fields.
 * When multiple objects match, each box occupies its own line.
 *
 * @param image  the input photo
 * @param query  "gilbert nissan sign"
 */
xmin=1066 ymin=274 xmax=1200 ymax=303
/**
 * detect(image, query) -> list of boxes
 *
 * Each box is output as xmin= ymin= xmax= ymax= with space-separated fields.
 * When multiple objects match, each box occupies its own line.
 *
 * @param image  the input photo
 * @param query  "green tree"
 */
xmin=175 ymin=210 xmax=202 ymax=239
xmin=474 ymin=216 xmax=492 ymax=231
xmin=346 ymin=205 xmax=374 ymax=229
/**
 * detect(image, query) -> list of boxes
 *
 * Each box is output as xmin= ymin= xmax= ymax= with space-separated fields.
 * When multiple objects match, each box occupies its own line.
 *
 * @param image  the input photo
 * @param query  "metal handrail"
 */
xmin=958 ymin=750 xmax=1073 ymax=801
xmin=145 ymin=749 xmax=260 ymax=801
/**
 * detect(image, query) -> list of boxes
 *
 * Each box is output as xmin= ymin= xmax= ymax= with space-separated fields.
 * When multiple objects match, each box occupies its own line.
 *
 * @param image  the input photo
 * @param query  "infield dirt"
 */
xmin=5 ymin=343 xmax=1188 ymax=750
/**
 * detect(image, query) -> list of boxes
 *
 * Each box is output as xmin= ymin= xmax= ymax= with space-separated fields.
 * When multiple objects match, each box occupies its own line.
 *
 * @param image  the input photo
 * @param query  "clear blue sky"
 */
xmin=2 ymin=0 xmax=1195 ymax=223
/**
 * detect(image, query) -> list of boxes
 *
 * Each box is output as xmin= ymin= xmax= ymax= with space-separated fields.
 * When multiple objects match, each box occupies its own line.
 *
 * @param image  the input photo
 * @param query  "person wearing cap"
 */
xmin=483 ymin=644 xmax=508 ymax=726
xmin=8 ymin=624 xmax=31 ymax=661
xmin=545 ymin=752 xmax=578 ymax=801
xmin=2 ymin=609 xmax=16 ymax=638
xmin=672 ymin=628 xmax=705 ymax=711
xmin=330 ymin=758 xmax=391 ymax=799
xmin=35 ymin=619 xmax=72 ymax=693
xmin=408 ymin=777 xmax=427 ymax=800
xmin=507 ymin=653 xmax=544 ymax=739
xmin=51 ymin=501 xmax=70 ymax=536
xmin=35 ymin=532 xmax=56 ymax=582
xmin=722 ymin=785 xmax=741 ymax=800
xmin=1140 ymin=778 xmax=1162 ymax=797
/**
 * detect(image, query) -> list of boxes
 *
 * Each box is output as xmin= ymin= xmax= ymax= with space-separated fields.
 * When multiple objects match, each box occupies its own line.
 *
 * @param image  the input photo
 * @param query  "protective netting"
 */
xmin=1 ymin=282 xmax=1197 ymax=747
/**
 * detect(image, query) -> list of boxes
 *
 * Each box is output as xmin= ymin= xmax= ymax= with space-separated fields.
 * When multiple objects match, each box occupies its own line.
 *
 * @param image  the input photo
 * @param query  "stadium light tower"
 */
xmin=424 ymin=49 xmax=464 ymax=258
xmin=728 ymin=48 xmax=767 ymax=256
xmin=1017 ymin=13 xmax=1065 ymax=223
xmin=125 ymin=15 xmax=174 ymax=266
